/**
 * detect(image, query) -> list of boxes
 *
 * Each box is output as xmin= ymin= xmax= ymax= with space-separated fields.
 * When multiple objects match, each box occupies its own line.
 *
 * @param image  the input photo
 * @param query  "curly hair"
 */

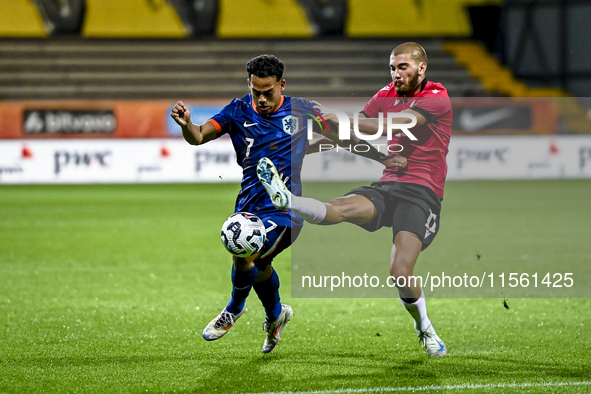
xmin=246 ymin=54 xmax=285 ymax=81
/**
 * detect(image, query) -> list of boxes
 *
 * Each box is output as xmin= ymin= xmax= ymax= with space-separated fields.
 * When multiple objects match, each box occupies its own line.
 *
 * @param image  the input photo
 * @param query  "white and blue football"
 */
xmin=220 ymin=212 xmax=266 ymax=257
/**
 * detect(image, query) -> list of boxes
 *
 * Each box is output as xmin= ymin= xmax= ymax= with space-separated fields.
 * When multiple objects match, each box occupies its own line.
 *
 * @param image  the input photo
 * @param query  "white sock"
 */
xmin=290 ymin=194 xmax=327 ymax=224
xmin=399 ymin=288 xmax=431 ymax=335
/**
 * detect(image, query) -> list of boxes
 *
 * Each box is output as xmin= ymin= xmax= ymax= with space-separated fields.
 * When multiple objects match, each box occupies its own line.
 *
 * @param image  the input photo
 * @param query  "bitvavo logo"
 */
xmin=305 ymin=109 xmax=417 ymax=154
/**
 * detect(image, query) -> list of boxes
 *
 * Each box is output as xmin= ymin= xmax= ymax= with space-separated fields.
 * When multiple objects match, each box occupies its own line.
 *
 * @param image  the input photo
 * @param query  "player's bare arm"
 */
xmin=170 ymin=101 xmax=217 ymax=145
xmin=309 ymin=110 xmax=407 ymax=168
xmin=324 ymin=126 xmax=407 ymax=168
xmin=305 ymin=136 xmax=404 ymax=166
xmin=318 ymin=106 xmax=426 ymax=133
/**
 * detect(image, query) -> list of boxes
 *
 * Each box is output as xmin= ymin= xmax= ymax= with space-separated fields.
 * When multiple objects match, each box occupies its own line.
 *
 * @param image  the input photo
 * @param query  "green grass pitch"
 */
xmin=0 ymin=181 xmax=590 ymax=393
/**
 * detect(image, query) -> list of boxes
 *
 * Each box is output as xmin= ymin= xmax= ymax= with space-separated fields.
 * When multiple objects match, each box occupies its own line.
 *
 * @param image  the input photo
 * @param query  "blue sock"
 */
xmin=253 ymin=269 xmax=282 ymax=322
xmin=226 ymin=265 xmax=258 ymax=314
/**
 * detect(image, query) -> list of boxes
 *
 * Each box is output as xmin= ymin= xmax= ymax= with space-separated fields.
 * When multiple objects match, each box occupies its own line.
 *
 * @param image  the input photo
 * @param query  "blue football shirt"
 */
xmin=207 ymin=94 xmax=316 ymax=217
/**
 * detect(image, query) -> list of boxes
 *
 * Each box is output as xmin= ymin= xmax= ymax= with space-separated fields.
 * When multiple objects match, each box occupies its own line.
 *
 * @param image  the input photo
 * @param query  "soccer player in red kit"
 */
xmin=257 ymin=42 xmax=451 ymax=357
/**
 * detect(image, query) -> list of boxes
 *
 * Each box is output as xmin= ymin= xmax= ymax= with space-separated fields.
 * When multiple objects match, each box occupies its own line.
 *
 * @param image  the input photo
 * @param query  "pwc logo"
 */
xmin=54 ymin=151 xmax=112 ymax=175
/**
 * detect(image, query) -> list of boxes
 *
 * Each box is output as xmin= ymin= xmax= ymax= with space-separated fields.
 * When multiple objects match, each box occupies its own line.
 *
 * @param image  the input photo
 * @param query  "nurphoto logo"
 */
xmin=305 ymin=109 xmax=418 ymax=154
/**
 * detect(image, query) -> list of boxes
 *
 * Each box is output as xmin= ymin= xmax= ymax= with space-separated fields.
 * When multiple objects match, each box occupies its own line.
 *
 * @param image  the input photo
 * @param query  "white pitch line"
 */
xmin=243 ymin=381 xmax=591 ymax=394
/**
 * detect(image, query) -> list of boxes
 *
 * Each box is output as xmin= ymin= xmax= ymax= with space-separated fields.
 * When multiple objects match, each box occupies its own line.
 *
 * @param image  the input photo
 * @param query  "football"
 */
xmin=220 ymin=212 xmax=266 ymax=257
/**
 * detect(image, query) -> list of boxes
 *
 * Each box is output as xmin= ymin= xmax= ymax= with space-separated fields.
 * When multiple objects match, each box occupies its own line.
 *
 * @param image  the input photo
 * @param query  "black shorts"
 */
xmin=345 ymin=181 xmax=442 ymax=250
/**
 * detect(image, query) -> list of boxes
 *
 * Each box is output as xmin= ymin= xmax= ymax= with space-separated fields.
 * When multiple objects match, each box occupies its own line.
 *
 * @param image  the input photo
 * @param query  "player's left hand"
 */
xmin=324 ymin=112 xmax=339 ymax=125
xmin=381 ymin=154 xmax=407 ymax=169
xmin=312 ymin=101 xmax=339 ymax=125
xmin=311 ymin=100 xmax=325 ymax=112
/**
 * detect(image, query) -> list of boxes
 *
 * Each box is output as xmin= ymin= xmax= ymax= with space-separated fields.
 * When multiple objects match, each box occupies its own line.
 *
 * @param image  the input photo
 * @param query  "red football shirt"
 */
xmin=362 ymin=80 xmax=452 ymax=199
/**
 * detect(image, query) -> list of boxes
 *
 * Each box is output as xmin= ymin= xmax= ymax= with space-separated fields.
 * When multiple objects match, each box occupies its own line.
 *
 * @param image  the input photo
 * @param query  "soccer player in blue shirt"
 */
xmin=171 ymin=55 xmax=316 ymax=353
xmin=172 ymin=54 xmax=405 ymax=353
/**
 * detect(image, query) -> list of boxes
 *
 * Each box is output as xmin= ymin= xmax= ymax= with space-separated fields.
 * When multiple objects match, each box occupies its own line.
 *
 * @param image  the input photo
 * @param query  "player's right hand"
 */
xmin=321 ymin=112 xmax=339 ymax=126
xmin=381 ymin=154 xmax=408 ymax=169
xmin=170 ymin=101 xmax=191 ymax=127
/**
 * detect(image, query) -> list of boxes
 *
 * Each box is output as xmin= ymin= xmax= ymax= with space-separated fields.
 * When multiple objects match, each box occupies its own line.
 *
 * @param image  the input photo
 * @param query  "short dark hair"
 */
xmin=246 ymin=54 xmax=285 ymax=81
xmin=391 ymin=42 xmax=428 ymax=64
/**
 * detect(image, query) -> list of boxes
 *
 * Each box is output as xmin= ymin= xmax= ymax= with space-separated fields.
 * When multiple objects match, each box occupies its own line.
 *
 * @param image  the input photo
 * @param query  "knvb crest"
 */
xmin=282 ymin=115 xmax=299 ymax=135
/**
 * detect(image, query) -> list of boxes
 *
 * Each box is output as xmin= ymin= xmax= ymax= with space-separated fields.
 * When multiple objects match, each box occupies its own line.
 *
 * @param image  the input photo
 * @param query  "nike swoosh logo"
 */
xmin=244 ymin=121 xmax=258 ymax=127
xmin=459 ymin=108 xmax=516 ymax=132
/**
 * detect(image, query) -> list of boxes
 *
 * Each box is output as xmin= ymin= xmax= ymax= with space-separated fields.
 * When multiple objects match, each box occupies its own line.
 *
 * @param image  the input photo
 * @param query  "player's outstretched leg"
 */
xmin=257 ymin=157 xmax=290 ymax=210
xmin=202 ymin=307 xmax=245 ymax=341
xmin=262 ymin=304 xmax=293 ymax=353
xmin=257 ymin=157 xmax=330 ymax=224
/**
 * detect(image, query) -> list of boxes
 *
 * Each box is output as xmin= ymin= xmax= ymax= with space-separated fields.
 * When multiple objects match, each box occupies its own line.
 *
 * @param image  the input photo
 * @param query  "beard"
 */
xmin=395 ymin=70 xmax=421 ymax=95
